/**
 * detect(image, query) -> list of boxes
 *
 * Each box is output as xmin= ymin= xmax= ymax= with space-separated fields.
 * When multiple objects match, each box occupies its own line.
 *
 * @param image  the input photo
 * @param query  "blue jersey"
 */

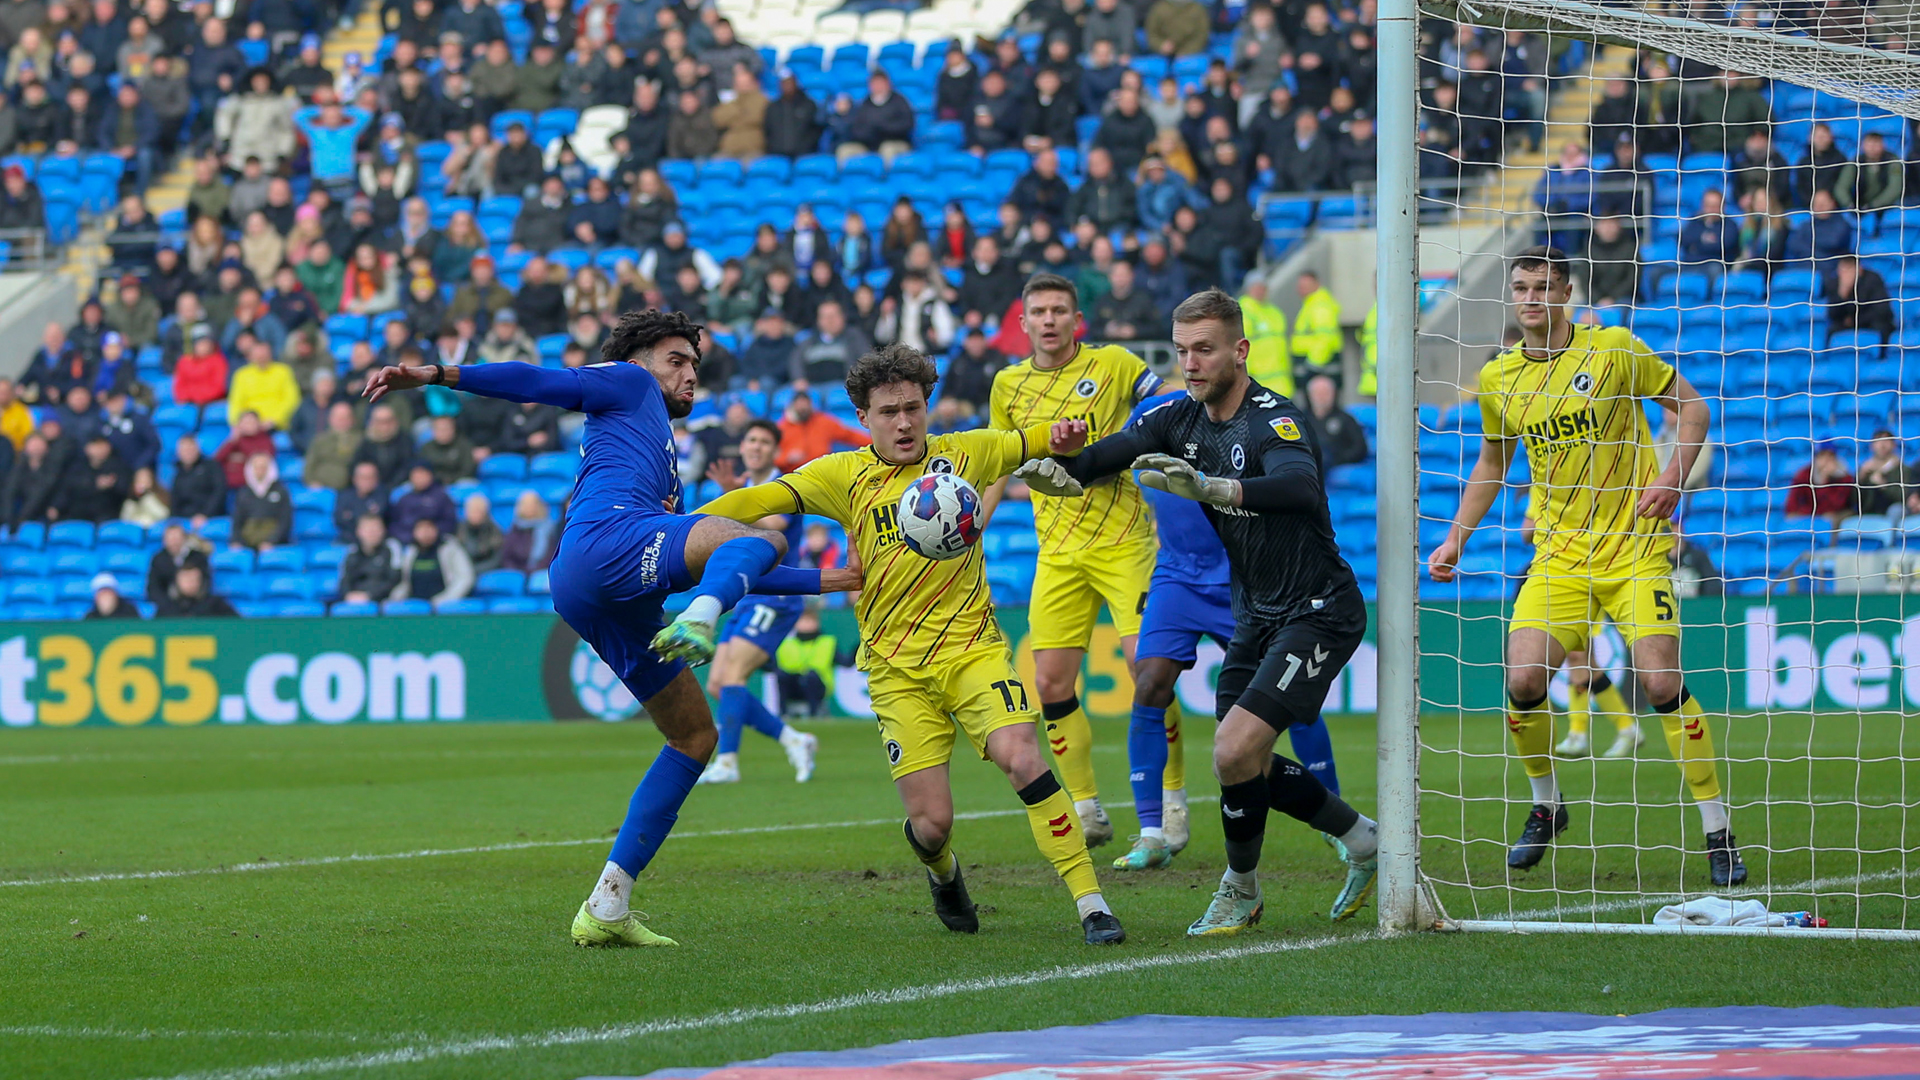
xmin=1129 ymin=393 xmax=1230 ymax=587
xmin=459 ymin=361 xmax=683 ymax=525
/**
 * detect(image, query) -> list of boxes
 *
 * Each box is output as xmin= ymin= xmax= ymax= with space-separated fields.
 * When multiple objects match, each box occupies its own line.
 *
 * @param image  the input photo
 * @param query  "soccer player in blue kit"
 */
xmin=1113 ymin=391 xmax=1345 ymax=872
xmin=364 ymin=310 xmax=860 ymax=947
xmin=698 ymin=418 xmax=819 ymax=785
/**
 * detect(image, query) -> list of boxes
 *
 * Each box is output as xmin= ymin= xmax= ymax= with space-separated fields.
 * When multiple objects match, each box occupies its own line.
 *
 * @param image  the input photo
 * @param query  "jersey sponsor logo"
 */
xmin=1074 ymin=377 xmax=1098 ymax=398
xmin=1231 ymin=444 xmax=1245 ymax=470
xmin=926 ymin=456 xmax=955 ymax=474
xmin=1571 ymin=372 xmax=1594 ymax=394
xmin=867 ymin=503 xmax=903 ymax=548
xmin=1271 ymin=417 xmax=1302 ymax=441
xmin=1184 ymin=442 xmax=1199 ymax=458
xmin=1522 ymin=407 xmax=1597 ymax=450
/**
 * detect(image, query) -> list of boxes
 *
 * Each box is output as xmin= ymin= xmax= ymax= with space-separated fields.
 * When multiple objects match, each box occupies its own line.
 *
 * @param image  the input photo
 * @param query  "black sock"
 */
xmin=1219 ymin=776 xmax=1269 ymax=873
xmin=1040 ymin=696 xmax=1079 ymax=722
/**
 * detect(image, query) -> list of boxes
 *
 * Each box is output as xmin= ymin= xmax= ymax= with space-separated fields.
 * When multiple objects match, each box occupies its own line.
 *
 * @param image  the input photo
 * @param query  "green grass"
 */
xmin=2 ymin=715 xmax=1918 ymax=1080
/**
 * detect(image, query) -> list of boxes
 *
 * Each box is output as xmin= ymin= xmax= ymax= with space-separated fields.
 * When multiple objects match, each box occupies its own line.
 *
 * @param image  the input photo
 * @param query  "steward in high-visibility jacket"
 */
xmin=1357 ymin=302 xmax=1378 ymax=397
xmin=1288 ymin=270 xmax=1344 ymax=388
xmin=1240 ymin=278 xmax=1293 ymax=398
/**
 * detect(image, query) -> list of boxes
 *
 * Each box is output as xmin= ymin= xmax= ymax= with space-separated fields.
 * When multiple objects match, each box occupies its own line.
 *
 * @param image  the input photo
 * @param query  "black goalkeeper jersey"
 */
xmin=1059 ymin=379 xmax=1360 ymax=624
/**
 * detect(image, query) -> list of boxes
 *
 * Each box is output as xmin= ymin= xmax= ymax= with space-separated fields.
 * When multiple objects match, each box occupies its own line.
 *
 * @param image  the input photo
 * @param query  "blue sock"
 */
xmin=607 ymin=745 xmax=704 ymax=877
xmin=1128 ymin=703 xmax=1170 ymax=830
xmin=739 ymin=685 xmax=786 ymax=740
xmin=1288 ymin=714 xmax=1340 ymax=797
xmin=690 ymin=536 xmax=781 ymax=612
xmin=751 ymin=565 xmax=824 ymax=595
xmin=716 ymin=686 xmax=749 ymax=755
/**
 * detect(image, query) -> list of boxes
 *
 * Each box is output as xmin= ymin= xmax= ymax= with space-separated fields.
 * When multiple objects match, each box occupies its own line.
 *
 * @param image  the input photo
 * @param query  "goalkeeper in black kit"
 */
xmin=1018 ymin=288 xmax=1381 ymax=934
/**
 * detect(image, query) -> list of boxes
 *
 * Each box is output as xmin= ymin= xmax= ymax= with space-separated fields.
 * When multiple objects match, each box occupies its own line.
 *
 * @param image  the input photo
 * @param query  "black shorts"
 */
xmin=1215 ymin=585 xmax=1369 ymax=732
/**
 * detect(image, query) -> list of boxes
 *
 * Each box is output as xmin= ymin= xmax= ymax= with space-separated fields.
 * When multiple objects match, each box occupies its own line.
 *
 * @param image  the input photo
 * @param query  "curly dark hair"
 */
xmin=601 ymin=308 xmax=704 ymax=366
xmin=845 ymin=343 xmax=939 ymax=410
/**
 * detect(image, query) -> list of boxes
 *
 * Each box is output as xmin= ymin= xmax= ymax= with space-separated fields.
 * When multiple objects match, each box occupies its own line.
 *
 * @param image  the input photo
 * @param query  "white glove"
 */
xmin=1132 ymin=453 xmax=1238 ymax=507
xmin=1013 ymin=457 xmax=1085 ymax=497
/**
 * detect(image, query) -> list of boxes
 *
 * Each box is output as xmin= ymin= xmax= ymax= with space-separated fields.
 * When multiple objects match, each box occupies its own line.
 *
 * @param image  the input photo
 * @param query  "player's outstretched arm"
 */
xmin=1640 ymin=371 xmax=1709 ymax=520
xmin=365 ymin=359 xmax=596 ymax=411
xmin=1053 ymin=422 xmax=1156 ymax=490
xmin=1428 ymin=437 xmax=1517 ymax=583
xmin=1004 ymin=419 xmax=1090 ymax=496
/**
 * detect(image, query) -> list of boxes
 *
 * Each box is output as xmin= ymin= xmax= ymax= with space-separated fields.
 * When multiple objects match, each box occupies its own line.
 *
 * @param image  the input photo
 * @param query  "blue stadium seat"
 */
xmin=382 ymin=599 xmax=433 ymax=615
xmin=479 ymin=454 xmax=528 ymax=480
xmin=47 ymin=521 xmax=95 ymax=548
xmin=476 ymin=569 xmax=527 ymax=596
xmin=745 ymin=156 xmax=792 ymax=183
xmin=211 ymin=549 xmax=256 ymax=576
xmin=264 ymin=574 xmax=314 ymax=600
xmin=51 ymin=550 xmax=99 ymax=576
xmin=534 ymin=108 xmax=579 ymax=141
xmin=257 ymin=547 xmax=308 ymax=576
xmin=490 ymin=109 xmax=535 ymax=139
xmin=2 ymin=550 xmax=50 ymax=576
xmin=222 ymin=573 xmax=266 ymax=600
xmin=331 ymin=601 xmax=380 ymax=616
xmin=529 ymin=452 xmax=576 ymax=478
xmin=594 ymin=246 xmax=642 ymax=272
xmin=305 ymin=543 xmax=349 ymax=569
xmin=434 ymin=598 xmax=487 ymax=614
xmin=270 ymin=601 xmax=328 ymax=618
xmin=7 ymin=579 xmax=57 ymax=604
xmin=326 ymin=314 xmax=370 ymax=342
xmin=794 ymin=154 xmax=837 ymax=181
xmin=486 ymin=596 xmax=548 ymax=614
xmin=7 ymin=521 xmax=46 ymax=548
xmin=527 ymin=570 xmax=550 ymax=594
xmin=95 ymin=520 xmax=144 ymax=548
xmin=295 ymin=512 xmax=335 ymax=542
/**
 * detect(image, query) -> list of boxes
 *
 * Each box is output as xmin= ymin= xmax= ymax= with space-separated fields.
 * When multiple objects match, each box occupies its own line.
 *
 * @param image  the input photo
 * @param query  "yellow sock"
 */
xmin=1021 ymin=777 xmax=1100 ymax=899
xmin=1567 ymin=686 xmax=1592 ymax=736
xmin=903 ymin=820 xmax=957 ymax=881
xmin=1659 ymin=693 xmax=1723 ymax=802
xmin=1508 ymin=698 xmax=1555 ymax=780
xmin=1162 ymin=701 xmax=1186 ymax=795
xmin=1044 ymin=698 xmax=1099 ymax=803
xmin=1594 ymin=683 xmax=1636 ymax=731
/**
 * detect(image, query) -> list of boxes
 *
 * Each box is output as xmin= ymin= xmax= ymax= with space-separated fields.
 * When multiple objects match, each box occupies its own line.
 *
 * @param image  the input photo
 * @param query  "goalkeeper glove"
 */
xmin=1133 ymin=453 xmax=1238 ymax=507
xmin=1012 ymin=457 xmax=1085 ymax=497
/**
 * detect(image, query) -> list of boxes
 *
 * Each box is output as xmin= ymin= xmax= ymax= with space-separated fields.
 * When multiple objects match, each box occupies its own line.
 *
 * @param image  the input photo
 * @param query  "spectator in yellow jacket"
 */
xmin=1357 ymin=302 xmax=1378 ymax=397
xmin=0 ymin=377 xmax=31 ymax=450
xmin=227 ymin=340 xmax=302 ymax=430
xmin=1289 ymin=270 xmax=1344 ymax=389
xmin=1240 ymin=275 xmax=1293 ymax=397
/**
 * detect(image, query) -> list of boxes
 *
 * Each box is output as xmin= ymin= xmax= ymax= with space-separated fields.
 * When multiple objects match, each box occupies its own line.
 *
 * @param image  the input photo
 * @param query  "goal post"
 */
xmin=1371 ymin=0 xmax=1920 ymax=937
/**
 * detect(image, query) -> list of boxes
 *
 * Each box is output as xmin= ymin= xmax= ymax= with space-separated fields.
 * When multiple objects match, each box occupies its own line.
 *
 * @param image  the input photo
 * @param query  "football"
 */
xmin=896 ymin=473 xmax=983 ymax=561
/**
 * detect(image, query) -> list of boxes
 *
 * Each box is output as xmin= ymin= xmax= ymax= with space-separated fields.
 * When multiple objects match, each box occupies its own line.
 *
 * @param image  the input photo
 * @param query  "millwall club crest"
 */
xmin=1231 ymin=445 xmax=1245 ymax=470
xmin=926 ymin=456 xmax=955 ymax=475
xmin=1074 ymin=378 xmax=1097 ymax=398
xmin=1571 ymin=372 xmax=1594 ymax=395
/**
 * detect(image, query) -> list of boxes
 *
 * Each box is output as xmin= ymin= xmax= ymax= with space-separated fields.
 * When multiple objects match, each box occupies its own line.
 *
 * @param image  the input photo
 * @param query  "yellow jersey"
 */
xmin=988 ymin=343 xmax=1162 ymax=555
xmin=702 ymin=424 xmax=1051 ymax=672
xmin=1478 ymin=324 xmax=1677 ymax=570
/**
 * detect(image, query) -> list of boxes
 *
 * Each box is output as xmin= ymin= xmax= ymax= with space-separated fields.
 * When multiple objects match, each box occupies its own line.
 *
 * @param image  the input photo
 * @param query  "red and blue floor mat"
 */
xmin=626 ymin=1007 xmax=1920 ymax=1079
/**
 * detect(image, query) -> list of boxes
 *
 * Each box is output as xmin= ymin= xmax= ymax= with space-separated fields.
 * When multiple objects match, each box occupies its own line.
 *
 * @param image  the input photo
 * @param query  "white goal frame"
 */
xmin=1370 ymin=0 xmax=1920 ymax=939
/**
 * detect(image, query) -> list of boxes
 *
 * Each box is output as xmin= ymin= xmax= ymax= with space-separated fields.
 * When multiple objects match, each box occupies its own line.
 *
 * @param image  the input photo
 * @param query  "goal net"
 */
xmin=1385 ymin=0 xmax=1920 ymax=936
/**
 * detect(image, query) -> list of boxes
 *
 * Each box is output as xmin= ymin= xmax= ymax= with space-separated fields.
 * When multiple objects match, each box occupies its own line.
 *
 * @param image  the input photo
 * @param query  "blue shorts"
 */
xmin=720 ymin=595 xmax=803 ymax=654
xmin=1137 ymin=577 xmax=1236 ymax=666
xmin=548 ymin=513 xmax=706 ymax=704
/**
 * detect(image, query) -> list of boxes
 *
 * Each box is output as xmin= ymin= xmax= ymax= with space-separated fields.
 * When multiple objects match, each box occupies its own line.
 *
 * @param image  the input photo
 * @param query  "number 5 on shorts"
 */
xmin=1653 ymin=589 xmax=1674 ymax=621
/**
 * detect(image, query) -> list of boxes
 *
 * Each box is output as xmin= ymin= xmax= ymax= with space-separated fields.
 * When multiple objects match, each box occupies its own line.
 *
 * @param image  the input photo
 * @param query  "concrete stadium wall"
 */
xmin=0 ymin=272 xmax=77 ymax=380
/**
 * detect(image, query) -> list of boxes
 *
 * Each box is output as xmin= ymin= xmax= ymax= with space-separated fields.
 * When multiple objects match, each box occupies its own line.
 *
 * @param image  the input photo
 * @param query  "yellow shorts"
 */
xmin=1510 ymin=555 xmax=1680 ymax=655
xmin=1027 ymin=539 xmax=1156 ymax=650
xmin=866 ymin=647 xmax=1040 ymax=781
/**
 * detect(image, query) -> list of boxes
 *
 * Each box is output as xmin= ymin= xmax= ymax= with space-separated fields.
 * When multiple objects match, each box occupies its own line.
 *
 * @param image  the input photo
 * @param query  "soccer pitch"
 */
xmin=3 ymin=716 xmax=1918 ymax=1080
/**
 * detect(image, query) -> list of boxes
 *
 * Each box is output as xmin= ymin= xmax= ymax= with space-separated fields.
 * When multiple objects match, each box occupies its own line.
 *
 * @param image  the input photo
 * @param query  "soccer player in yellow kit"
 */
xmin=699 ymin=344 xmax=1128 ymax=944
xmin=1427 ymin=246 xmax=1747 ymax=886
xmin=982 ymin=273 xmax=1168 ymax=849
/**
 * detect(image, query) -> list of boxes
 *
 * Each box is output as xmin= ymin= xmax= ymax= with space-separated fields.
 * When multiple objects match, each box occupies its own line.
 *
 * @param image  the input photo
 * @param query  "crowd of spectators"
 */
xmin=0 ymin=0 xmax=1415 ymax=617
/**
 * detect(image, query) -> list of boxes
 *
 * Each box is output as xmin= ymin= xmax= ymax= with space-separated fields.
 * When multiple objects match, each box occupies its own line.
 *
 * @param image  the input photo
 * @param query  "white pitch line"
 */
xmin=0 ymin=799 xmax=1214 ymax=891
xmin=137 ymin=930 xmax=1375 ymax=1080
xmin=0 ymin=1026 xmax=426 ymax=1043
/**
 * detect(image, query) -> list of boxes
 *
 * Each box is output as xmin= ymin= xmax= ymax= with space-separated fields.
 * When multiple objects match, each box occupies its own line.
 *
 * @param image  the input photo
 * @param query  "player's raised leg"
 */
xmin=653 ymin=516 xmax=793 ymax=665
xmin=575 ymin=665 xmax=715 ymax=947
xmin=1504 ymin=624 xmax=1572 ymax=870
